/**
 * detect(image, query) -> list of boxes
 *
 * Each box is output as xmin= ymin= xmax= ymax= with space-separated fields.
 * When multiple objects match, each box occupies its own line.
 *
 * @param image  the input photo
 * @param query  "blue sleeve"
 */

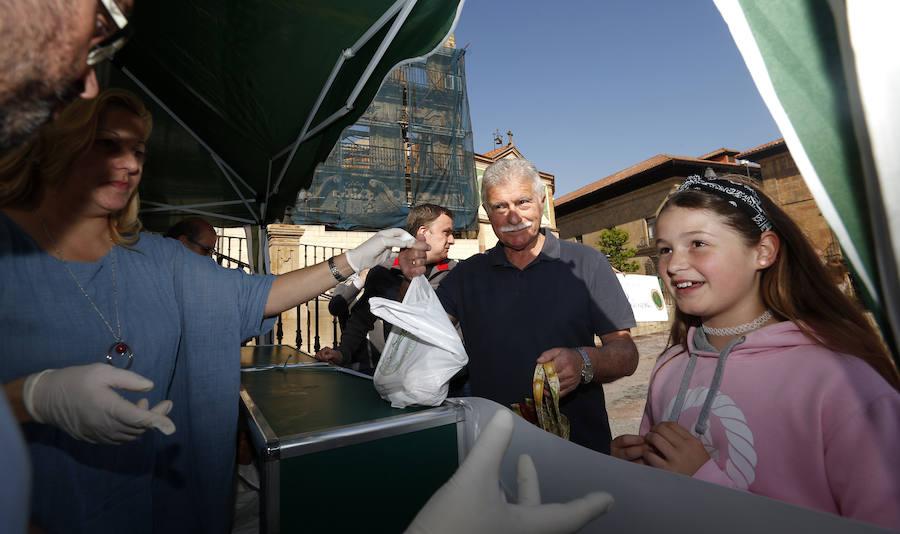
xmin=148 ymin=234 xmax=275 ymax=533
xmin=150 ymin=233 xmax=276 ymax=341
xmin=0 ymin=393 xmax=29 ymax=534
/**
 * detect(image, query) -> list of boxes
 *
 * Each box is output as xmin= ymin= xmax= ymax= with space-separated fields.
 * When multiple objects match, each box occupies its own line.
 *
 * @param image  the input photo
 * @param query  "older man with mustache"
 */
xmin=404 ymin=158 xmax=638 ymax=453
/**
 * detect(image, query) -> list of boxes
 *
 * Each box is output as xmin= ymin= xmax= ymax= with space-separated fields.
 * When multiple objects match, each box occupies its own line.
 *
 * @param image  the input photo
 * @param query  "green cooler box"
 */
xmin=240 ymin=365 xmax=462 ymax=533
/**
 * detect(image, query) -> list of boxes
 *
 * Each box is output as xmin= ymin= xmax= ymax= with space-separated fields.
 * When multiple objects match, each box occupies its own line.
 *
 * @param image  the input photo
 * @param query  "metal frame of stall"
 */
xmin=128 ymin=0 xmax=437 ymax=252
xmin=242 ymin=385 xmax=464 ymax=534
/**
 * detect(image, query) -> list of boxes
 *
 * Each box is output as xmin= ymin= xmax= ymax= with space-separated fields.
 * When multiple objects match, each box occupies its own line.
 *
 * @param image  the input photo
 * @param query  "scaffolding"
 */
xmin=290 ymin=46 xmax=478 ymax=230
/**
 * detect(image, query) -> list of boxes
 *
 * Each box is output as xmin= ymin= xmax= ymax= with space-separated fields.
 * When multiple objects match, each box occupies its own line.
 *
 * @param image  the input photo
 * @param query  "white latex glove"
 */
xmin=349 ymin=273 xmax=365 ymax=290
xmin=405 ymin=410 xmax=614 ymax=534
xmin=345 ymin=228 xmax=416 ymax=273
xmin=23 ymin=363 xmax=176 ymax=444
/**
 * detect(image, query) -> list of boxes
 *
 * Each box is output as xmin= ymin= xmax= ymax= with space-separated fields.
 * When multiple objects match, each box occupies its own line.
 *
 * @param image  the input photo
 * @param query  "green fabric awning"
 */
xmin=110 ymin=0 xmax=465 ymax=231
xmin=715 ymin=0 xmax=900 ymax=364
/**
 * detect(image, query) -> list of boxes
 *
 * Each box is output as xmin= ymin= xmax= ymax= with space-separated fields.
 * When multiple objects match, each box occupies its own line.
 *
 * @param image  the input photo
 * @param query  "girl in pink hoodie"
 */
xmin=611 ymin=174 xmax=900 ymax=529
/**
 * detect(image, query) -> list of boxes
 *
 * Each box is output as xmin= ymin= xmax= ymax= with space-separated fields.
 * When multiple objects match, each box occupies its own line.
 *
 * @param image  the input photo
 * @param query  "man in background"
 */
xmin=316 ymin=203 xmax=458 ymax=377
xmin=165 ymin=216 xmax=218 ymax=257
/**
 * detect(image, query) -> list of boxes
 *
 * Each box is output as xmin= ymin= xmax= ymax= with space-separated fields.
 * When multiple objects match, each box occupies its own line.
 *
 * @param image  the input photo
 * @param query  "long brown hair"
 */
xmin=0 ymin=89 xmax=153 ymax=246
xmin=658 ymin=180 xmax=900 ymax=390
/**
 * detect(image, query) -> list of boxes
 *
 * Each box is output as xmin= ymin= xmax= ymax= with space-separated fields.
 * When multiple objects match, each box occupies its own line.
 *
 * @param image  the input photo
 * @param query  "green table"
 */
xmin=241 ymin=366 xmax=462 ymax=533
xmin=240 ymin=344 xmax=318 ymax=369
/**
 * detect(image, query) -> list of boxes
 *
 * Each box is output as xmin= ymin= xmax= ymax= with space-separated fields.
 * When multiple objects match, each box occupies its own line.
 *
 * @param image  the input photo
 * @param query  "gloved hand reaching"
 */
xmin=405 ymin=410 xmax=614 ymax=534
xmin=345 ymin=228 xmax=418 ymax=273
xmin=23 ymin=363 xmax=176 ymax=444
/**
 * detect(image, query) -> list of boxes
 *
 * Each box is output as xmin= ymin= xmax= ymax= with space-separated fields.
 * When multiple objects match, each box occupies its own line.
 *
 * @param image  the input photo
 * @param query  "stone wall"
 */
xmin=553 ymin=147 xmax=848 ymax=337
xmin=556 ymin=179 xmax=680 ymax=275
xmin=758 ymin=152 xmax=839 ymax=256
xmin=558 ymin=181 xmax=676 ymax=239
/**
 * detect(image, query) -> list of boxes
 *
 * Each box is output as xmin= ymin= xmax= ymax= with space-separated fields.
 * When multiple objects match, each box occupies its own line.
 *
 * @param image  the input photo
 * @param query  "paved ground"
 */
xmin=603 ymin=330 xmax=669 ymax=438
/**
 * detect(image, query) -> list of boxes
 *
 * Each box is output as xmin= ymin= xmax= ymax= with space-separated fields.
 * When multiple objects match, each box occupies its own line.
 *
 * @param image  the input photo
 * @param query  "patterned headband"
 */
xmin=675 ymin=175 xmax=773 ymax=232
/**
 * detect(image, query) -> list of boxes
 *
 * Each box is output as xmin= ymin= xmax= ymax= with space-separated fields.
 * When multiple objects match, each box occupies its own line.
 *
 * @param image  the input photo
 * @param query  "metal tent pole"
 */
xmin=268 ymin=0 xmax=419 ymax=198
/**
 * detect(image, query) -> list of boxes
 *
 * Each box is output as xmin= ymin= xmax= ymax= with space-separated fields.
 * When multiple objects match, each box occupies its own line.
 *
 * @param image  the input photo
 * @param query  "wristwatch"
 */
xmin=576 ymin=347 xmax=593 ymax=384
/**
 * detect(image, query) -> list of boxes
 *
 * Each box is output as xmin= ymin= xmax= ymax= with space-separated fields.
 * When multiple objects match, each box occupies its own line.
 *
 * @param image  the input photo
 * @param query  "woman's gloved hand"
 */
xmin=345 ymin=228 xmax=418 ymax=272
xmin=405 ymin=410 xmax=614 ymax=534
xmin=23 ymin=363 xmax=176 ymax=444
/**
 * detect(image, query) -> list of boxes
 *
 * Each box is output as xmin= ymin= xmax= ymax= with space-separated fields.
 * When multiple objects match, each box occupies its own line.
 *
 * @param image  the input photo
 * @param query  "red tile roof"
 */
xmin=698 ymin=148 xmax=740 ymax=160
xmin=555 ymin=154 xmax=751 ymax=206
xmin=737 ymin=138 xmax=785 ymax=160
xmin=482 ymin=144 xmax=512 ymax=159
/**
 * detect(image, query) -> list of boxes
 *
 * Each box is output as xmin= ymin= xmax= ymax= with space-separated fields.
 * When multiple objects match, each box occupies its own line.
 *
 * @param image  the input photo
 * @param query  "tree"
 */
xmin=597 ymin=228 xmax=640 ymax=272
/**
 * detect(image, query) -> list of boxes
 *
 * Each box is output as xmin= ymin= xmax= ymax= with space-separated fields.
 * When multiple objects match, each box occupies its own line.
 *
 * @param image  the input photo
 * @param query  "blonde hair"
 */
xmin=0 ymin=88 xmax=153 ymax=246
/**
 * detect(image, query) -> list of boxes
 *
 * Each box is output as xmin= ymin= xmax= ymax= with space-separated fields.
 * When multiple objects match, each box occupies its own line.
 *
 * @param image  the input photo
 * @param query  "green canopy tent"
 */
xmin=108 ymin=0 xmax=465 ymax=269
xmin=715 ymin=0 xmax=900 ymax=368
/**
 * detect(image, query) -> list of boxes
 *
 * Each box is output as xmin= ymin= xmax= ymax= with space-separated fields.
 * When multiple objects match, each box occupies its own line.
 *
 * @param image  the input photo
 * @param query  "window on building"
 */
xmin=646 ymin=217 xmax=656 ymax=242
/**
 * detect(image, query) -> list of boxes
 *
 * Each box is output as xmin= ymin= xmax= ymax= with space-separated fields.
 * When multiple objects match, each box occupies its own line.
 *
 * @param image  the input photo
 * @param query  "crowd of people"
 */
xmin=2 ymin=1 xmax=900 ymax=533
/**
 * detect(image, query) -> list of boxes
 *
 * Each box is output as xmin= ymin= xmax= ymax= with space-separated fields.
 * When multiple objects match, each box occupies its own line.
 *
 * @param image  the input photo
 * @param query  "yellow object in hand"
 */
xmin=533 ymin=361 xmax=570 ymax=440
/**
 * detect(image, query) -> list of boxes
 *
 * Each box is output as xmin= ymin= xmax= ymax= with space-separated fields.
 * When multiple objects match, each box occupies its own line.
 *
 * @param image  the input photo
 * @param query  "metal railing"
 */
xmin=211 ymin=232 xmax=349 ymax=353
xmin=275 ymin=244 xmax=349 ymax=354
xmin=216 ymin=234 xmax=252 ymax=273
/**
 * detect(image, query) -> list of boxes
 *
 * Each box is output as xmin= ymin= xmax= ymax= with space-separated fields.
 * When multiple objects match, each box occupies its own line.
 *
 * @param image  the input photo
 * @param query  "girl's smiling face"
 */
xmin=656 ymin=205 xmax=774 ymax=329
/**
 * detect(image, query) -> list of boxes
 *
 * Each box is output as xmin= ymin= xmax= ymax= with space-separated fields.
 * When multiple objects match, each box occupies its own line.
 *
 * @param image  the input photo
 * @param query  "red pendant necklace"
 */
xmin=40 ymin=217 xmax=134 ymax=369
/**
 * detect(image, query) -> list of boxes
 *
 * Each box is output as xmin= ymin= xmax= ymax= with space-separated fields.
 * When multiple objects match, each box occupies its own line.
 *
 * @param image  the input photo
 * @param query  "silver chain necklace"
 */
xmin=39 ymin=217 xmax=134 ymax=368
xmin=702 ymin=309 xmax=772 ymax=337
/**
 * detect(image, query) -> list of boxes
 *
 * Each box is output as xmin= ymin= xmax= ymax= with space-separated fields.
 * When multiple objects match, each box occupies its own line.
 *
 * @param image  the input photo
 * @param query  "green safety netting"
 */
xmin=107 ymin=0 xmax=465 ymax=233
xmin=291 ymin=45 xmax=478 ymax=230
xmin=716 ymin=0 xmax=900 ymax=364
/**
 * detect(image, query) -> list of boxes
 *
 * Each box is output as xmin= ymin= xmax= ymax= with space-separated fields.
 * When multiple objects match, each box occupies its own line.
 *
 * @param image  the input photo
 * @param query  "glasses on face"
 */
xmin=188 ymin=238 xmax=216 ymax=257
xmin=87 ymin=0 xmax=132 ymax=66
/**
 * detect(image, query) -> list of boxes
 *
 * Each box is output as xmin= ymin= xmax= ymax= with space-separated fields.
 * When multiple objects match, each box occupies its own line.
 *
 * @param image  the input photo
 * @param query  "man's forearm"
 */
xmin=589 ymin=332 xmax=639 ymax=383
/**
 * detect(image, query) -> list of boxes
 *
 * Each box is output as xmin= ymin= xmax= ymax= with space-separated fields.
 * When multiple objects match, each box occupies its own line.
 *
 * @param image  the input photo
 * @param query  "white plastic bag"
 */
xmin=369 ymin=275 xmax=468 ymax=408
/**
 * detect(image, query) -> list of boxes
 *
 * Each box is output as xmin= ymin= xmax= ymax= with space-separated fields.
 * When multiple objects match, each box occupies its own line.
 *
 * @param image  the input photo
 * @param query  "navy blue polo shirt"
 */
xmin=436 ymin=230 xmax=635 ymax=453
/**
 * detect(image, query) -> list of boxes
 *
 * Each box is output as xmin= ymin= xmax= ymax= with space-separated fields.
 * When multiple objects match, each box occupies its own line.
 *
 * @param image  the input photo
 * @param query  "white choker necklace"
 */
xmin=702 ymin=310 xmax=772 ymax=337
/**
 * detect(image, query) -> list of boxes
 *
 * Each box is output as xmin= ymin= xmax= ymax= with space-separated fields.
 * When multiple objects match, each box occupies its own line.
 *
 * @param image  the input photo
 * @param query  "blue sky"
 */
xmin=452 ymin=1 xmax=781 ymax=197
